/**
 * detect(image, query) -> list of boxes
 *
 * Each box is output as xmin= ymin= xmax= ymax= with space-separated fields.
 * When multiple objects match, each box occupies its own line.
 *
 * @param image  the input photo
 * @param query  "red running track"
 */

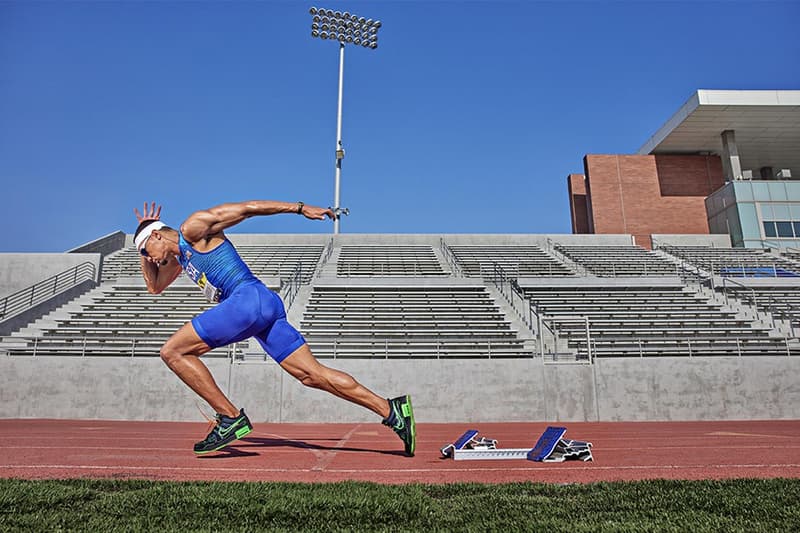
xmin=1 ymin=419 xmax=799 ymax=484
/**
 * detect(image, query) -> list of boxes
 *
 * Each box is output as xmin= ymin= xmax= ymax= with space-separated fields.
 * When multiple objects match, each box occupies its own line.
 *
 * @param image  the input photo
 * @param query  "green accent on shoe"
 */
xmin=193 ymin=409 xmax=253 ymax=454
xmin=194 ymin=442 xmax=230 ymax=455
xmin=386 ymin=394 xmax=416 ymax=457
xmin=218 ymin=418 xmax=247 ymax=438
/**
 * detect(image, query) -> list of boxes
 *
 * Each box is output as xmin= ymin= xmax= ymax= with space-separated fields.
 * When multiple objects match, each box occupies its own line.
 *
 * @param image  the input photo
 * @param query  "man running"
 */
xmin=133 ymin=200 xmax=415 ymax=455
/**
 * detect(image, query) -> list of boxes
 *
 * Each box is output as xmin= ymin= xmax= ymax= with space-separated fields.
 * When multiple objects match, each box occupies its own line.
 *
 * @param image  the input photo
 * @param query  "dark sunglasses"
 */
xmin=139 ymin=238 xmax=150 ymax=257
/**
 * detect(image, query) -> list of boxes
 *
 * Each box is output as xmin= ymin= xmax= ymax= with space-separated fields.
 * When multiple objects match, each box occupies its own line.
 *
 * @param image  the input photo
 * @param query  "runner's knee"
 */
xmin=160 ymin=343 xmax=181 ymax=366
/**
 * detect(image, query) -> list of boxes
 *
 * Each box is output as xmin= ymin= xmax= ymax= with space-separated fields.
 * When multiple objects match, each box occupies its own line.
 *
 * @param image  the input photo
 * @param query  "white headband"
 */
xmin=134 ymin=221 xmax=166 ymax=251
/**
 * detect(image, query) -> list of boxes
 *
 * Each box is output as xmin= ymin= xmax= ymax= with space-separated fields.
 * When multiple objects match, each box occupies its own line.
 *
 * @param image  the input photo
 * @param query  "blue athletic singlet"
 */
xmin=177 ymin=232 xmax=306 ymax=363
xmin=177 ymin=233 xmax=258 ymax=302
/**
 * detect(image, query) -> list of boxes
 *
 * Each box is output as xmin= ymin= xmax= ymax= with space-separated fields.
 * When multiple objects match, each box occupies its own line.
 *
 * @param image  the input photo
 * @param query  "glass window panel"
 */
xmin=758 ymin=203 xmax=773 ymax=220
xmin=763 ymin=221 xmax=777 ymax=238
xmin=791 ymin=204 xmax=800 ymax=220
xmin=793 ymin=222 xmax=800 ymax=237
xmin=777 ymin=221 xmax=794 ymax=237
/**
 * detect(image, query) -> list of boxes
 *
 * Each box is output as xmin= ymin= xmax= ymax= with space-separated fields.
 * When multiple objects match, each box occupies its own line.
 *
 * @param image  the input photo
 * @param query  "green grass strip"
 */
xmin=1 ymin=478 xmax=798 ymax=532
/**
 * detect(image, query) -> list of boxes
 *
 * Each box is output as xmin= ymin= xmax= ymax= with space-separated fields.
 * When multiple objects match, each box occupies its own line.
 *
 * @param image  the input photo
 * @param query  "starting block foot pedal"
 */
xmin=440 ymin=429 xmax=479 ymax=458
xmin=441 ymin=426 xmax=593 ymax=462
xmin=528 ymin=426 xmax=592 ymax=462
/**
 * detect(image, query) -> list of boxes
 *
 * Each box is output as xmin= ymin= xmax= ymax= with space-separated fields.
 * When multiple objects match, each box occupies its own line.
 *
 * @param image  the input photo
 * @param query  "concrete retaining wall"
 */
xmin=0 ymin=253 xmax=100 ymax=297
xmin=1 ymin=356 xmax=797 ymax=422
xmin=68 ymin=231 xmax=126 ymax=256
xmin=0 ymin=254 xmax=100 ymax=298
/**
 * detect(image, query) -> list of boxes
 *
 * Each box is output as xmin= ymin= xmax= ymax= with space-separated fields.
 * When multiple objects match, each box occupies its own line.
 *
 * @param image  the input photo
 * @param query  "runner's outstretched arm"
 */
xmin=181 ymin=200 xmax=335 ymax=241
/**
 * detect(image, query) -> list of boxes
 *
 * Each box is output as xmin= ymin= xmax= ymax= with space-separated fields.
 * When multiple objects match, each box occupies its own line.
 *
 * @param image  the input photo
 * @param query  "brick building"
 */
xmin=569 ymin=90 xmax=800 ymax=249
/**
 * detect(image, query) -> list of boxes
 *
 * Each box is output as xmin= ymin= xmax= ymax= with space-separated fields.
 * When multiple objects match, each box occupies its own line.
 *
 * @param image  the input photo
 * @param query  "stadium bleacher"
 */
xmin=658 ymin=245 xmax=800 ymax=277
xmin=445 ymin=244 xmax=575 ymax=277
xmin=2 ymin=235 xmax=799 ymax=360
xmin=554 ymin=245 xmax=680 ymax=277
xmin=522 ymin=280 xmax=798 ymax=357
xmin=301 ymin=283 xmax=533 ymax=358
xmin=336 ymin=245 xmax=448 ymax=277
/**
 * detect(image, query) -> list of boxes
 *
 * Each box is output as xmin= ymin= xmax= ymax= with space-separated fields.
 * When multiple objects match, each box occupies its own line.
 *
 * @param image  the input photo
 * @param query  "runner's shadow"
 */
xmin=239 ymin=436 xmax=407 ymax=457
xmin=196 ymin=447 xmax=260 ymax=459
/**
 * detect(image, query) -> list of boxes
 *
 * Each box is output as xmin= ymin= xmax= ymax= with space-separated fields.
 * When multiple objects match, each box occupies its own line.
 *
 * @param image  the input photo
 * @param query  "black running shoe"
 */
xmin=383 ymin=395 xmax=416 ymax=456
xmin=194 ymin=409 xmax=253 ymax=454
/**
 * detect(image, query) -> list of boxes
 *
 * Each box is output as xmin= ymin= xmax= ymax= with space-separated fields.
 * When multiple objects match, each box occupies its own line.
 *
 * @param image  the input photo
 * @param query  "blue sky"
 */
xmin=1 ymin=0 xmax=799 ymax=252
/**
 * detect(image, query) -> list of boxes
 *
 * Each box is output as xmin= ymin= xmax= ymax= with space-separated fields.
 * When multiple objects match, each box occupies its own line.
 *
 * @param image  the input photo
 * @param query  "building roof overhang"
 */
xmin=637 ymin=90 xmax=800 ymax=176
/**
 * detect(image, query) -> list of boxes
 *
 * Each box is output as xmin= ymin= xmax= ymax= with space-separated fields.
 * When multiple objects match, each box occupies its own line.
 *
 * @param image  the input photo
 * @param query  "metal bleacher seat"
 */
xmin=522 ymin=282 xmax=800 ymax=357
xmin=301 ymin=285 xmax=532 ymax=358
xmin=236 ymin=245 xmax=323 ymax=283
xmin=336 ymin=246 xmax=448 ymax=277
xmin=446 ymin=245 xmax=574 ymax=277
xmin=102 ymin=244 xmax=324 ymax=284
xmin=663 ymin=246 xmax=800 ymax=277
xmin=554 ymin=245 xmax=679 ymax=277
xmin=2 ymin=284 xmax=244 ymax=357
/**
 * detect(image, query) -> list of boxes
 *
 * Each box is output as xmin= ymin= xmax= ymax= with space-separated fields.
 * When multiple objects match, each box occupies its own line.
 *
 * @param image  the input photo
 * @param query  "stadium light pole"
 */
xmin=309 ymin=7 xmax=381 ymax=234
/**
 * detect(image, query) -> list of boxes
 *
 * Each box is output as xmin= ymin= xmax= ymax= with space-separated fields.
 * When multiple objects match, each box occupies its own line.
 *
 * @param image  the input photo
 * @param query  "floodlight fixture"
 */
xmin=308 ymin=6 xmax=382 ymax=234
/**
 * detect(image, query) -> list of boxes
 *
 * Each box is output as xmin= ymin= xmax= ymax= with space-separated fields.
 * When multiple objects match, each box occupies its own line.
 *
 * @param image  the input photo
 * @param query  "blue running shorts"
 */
xmin=190 ymin=281 xmax=306 ymax=363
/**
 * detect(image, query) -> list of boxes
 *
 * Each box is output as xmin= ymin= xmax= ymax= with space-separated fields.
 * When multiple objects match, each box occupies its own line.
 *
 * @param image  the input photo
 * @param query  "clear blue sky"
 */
xmin=1 ymin=0 xmax=798 ymax=252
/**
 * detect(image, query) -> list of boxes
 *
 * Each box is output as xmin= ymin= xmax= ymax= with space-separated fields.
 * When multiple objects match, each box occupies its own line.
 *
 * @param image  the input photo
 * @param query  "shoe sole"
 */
xmin=194 ymin=424 xmax=252 ymax=455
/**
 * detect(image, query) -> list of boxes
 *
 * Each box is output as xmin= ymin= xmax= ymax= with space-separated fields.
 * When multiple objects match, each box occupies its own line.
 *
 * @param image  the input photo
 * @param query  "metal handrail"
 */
xmin=546 ymin=239 xmax=589 ymax=277
xmin=282 ymin=263 xmax=303 ymax=310
xmin=721 ymin=277 xmax=757 ymax=307
xmin=545 ymin=330 xmax=798 ymax=358
xmin=483 ymin=262 xmax=535 ymax=332
xmin=307 ymin=336 xmax=537 ymax=359
xmin=722 ymin=277 xmax=800 ymax=330
xmin=1 ymin=335 xmax=244 ymax=357
xmin=540 ymin=314 xmax=592 ymax=363
xmin=439 ymin=238 xmax=464 ymax=277
xmin=0 ymin=262 xmax=96 ymax=322
xmin=315 ymin=238 xmax=335 ymax=278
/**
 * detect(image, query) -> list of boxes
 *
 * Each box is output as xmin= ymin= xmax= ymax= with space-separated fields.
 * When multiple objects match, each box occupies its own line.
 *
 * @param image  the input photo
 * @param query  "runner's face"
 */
xmin=141 ymin=233 xmax=169 ymax=264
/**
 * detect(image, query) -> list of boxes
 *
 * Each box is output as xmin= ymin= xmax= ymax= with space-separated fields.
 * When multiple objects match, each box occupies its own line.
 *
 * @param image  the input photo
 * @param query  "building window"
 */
xmin=759 ymin=202 xmax=800 ymax=240
xmin=776 ymin=221 xmax=794 ymax=238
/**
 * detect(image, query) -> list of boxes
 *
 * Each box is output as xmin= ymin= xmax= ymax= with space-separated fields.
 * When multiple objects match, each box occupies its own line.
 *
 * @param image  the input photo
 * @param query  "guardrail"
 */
xmin=721 ymin=277 xmax=800 ymax=331
xmin=439 ymin=238 xmax=464 ymax=277
xmin=0 ymin=262 xmax=96 ymax=322
xmin=483 ymin=262 xmax=535 ymax=332
xmin=315 ymin=238 xmax=335 ymax=278
xmin=282 ymin=264 xmax=303 ymax=310
xmin=1 ymin=335 xmax=246 ymax=358
xmin=301 ymin=336 xmax=538 ymax=359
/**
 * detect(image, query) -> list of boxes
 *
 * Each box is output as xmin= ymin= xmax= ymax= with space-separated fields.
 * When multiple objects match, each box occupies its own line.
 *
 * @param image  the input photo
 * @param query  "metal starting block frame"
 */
xmin=440 ymin=427 xmax=593 ymax=462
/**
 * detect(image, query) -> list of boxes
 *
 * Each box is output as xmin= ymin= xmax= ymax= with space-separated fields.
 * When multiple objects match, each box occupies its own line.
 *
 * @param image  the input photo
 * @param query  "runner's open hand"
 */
xmin=134 ymin=202 xmax=162 ymax=224
xmin=302 ymin=205 xmax=335 ymax=221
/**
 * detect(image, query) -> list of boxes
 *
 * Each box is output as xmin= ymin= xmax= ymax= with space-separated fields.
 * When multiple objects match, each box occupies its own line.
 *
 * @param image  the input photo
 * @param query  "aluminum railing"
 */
xmin=0 ymin=262 xmax=96 ymax=322
xmin=1 ymin=335 xmax=245 ymax=358
xmin=303 ymin=336 xmax=538 ymax=359
xmin=282 ymin=264 xmax=303 ymax=311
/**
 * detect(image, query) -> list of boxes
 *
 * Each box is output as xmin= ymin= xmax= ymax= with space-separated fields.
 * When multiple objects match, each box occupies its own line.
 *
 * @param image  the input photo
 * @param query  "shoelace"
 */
xmin=196 ymin=401 xmax=221 ymax=441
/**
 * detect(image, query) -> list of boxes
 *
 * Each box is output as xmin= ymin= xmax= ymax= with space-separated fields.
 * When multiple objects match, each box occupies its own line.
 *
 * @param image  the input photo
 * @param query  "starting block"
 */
xmin=440 ymin=427 xmax=593 ymax=462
